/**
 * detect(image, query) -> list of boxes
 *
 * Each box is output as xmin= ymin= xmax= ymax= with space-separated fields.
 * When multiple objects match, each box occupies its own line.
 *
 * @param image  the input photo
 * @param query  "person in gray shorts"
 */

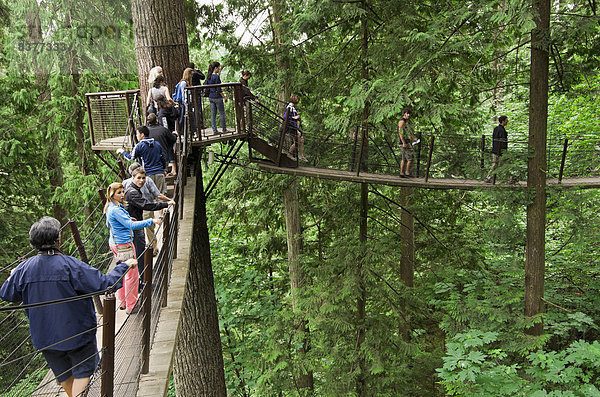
xmin=398 ymin=108 xmax=416 ymax=177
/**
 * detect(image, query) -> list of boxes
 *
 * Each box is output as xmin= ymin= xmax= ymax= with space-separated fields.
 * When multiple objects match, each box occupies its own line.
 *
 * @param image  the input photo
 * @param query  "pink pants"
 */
xmin=109 ymin=242 xmax=139 ymax=311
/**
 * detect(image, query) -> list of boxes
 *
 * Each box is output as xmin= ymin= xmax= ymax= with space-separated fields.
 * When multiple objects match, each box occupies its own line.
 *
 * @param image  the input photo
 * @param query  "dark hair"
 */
xmin=153 ymin=75 xmax=165 ymax=89
xmin=498 ymin=115 xmax=508 ymax=123
xmin=402 ymin=108 xmax=412 ymax=115
xmin=156 ymin=95 xmax=170 ymax=110
xmin=207 ymin=61 xmax=221 ymax=76
xmin=147 ymin=113 xmax=158 ymax=125
xmin=188 ymin=62 xmax=195 ymax=69
xmin=137 ymin=125 xmax=149 ymax=137
xmin=241 ymin=69 xmax=251 ymax=77
xmin=289 ymin=94 xmax=299 ymax=104
xmin=30 ymin=216 xmax=61 ymax=250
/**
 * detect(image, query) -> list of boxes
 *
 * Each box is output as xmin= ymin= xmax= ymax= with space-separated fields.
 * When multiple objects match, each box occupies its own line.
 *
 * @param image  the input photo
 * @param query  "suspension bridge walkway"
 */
xmin=2 ymin=82 xmax=600 ymax=397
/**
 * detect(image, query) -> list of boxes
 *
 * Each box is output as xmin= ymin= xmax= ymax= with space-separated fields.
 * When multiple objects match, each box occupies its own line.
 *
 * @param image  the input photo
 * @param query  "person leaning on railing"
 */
xmin=105 ymin=182 xmax=162 ymax=314
xmin=0 ymin=216 xmax=137 ymax=397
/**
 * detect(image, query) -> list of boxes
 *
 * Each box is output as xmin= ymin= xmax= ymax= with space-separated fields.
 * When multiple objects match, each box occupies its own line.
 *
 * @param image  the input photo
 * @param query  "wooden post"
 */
xmin=558 ymin=138 xmax=568 ymax=184
xmin=193 ymin=87 xmax=202 ymax=141
xmin=481 ymin=134 xmax=485 ymax=169
xmin=172 ymin=184 xmax=179 ymax=259
xmin=98 ymin=188 xmax=107 ymax=205
xmin=162 ymin=211 xmax=171 ymax=308
xmin=356 ymin=125 xmax=368 ymax=177
xmin=350 ymin=125 xmax=359 ymax=172
xmin=425 ymin=136 xmax=435 ymax=182
xmin=69 ymin=220 xmax=103 ymax=314
xmin=101 ymin=294 xmax=116 ymax=397
xmin=141 ymin=248 xmax=153 ymax=374
xmin=416 ymin=131 xmax=422 ymax=177
xmin=277 ymin=111 xmax=290 ymax=166
xmin=116 ymin=158 xmax=127 ymax=181
xmin=233 ymin=84 xmax=244 ymax=134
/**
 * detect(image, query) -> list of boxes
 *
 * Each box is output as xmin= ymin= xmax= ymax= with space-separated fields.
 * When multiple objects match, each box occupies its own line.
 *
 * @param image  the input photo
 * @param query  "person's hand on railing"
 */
xmin=125 ymin=258 xmax=137 ymax=269
xmin=153 ymin=217 xmax=163 ymax=226
xmin=167 ymin=199 xmax=175 ymax=206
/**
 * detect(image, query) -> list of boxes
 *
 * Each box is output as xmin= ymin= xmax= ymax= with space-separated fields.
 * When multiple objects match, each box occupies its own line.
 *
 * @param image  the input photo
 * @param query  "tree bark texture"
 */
xmin=400 ymin=187 xmax=414 ymax=287
xmin=525 ymin=0 xmax=550 ymax=336
xmin=356 ymin=5 xmax=369 ymax=395
xmin=173 ymin=154 xmax=227 ymax=396
xmin=131 ymin=0 xmax=189 ymax=108
xmin=26 ymin=1 xmax=66 ymax=223
xmin=282 ymin=177 xmax=314 ymax=390
xmin=270 ymin=0 xmax=290 ymax=112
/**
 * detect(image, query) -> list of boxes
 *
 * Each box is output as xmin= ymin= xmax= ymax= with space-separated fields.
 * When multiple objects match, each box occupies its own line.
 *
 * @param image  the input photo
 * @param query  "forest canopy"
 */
xmin=1 ymin=0 xmax=600 ymax=395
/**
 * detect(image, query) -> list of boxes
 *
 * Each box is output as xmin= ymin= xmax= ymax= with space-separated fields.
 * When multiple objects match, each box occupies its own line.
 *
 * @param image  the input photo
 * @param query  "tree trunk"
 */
xmin=525 ymin=0 xmax=550 ymax=336
xmin=173 ymin=153 xmax=227 ymax=396
xmin=283 ymin=177 xmax=314 ymax=390
xmin=269 ymin=0 xmax=290 ymax=112
xmin=400 ymin=187 xmax=414 ymax=287
xmin=356 ymin=4 xmax=369 ymax=395
xmin=131 ymin=0 xmax=189 ymax=107
xmin=26 ymin=1 xmax=66 ymax=223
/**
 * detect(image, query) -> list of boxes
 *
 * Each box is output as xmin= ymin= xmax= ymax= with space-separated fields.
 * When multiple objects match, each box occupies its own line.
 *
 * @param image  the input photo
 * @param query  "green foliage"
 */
xmin=438 ymin=331 xmax=600 ymax=396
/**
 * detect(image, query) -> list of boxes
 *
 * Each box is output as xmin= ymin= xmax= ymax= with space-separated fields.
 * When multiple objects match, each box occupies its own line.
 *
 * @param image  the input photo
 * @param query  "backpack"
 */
xmin=172 ymin=81 xmax=184 ymax=103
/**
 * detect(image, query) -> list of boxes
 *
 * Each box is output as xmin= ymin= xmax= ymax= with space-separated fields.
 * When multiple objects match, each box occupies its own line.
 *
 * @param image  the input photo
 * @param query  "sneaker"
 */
xmin=483 ymin=177 xmax=492 ymax=183
xmin=299 ymin=156 xmax=308 ymax=162
xmin=404 ymin=174 xmax=413 ymax=178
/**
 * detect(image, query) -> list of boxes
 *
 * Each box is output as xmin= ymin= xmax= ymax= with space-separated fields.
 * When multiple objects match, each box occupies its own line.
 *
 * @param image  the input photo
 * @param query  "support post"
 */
xmin=69 ymin=220 xmax=103 ymax=314
xmin=141 ymin=248 xmax=153 ymax=374
xmin=277 ymin=111 xmax=290 ymax=166
xmin=162 ymin=211 xmax=171 ymax=308
xmin=558 ymin=138 xmax=568 ymax=184
xmin=481 ymin=134 xmax=485 ymax=169
xmin=233 ymin=84 xmax=244 ymax=134
xmin=350 ymin=125 xmax=359 ymax=172
xmin=356 ymin=125 xmax=368 ymax=177
xmin=192 ymin=87 xmax=202 ymax=141
xmin=425 ymin=136 xmax=435 ymax=182
xmin=101 ymin=294 xmax=116 ymax=397
xmin=116 ymin=158 xmax=127 ymax=181
xmin=416 ymin=131 xmax=422 ymax=177
xmin=98 ymin=188 xmax=107 ymax=205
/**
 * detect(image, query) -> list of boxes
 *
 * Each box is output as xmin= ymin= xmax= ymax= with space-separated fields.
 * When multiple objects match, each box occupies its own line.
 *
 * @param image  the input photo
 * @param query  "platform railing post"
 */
xmin=141 ymin=247 xmax=153 ymax=374
xmin=350 ymin=125 xmax=359 ymax=172
xmin=480 ymin=134 xmax=485 ymax=169
xmin=416 ymin=131 xmax=423 ymax=177
xmin=356 ymin=125 xmax=367 ymax=177
xmin=69 ymin=220 xmax=103 ymax=314
xmin=192 ymin=87 xmax=202 ymax=141
xmin=161 ymin=211 xmax=171 ymax=308
xmin=98 ymin=188 xmax=107 ymax=205
xmin=277 ymin=111 xmax=290 ymax=166
xmin=172 ymin=185 xmax=179 ymax=260
xmin=234 ymin=84 xmax=244 ymax=134
xmin=101 ymin=293 xmax=116 ymax=397
xmin=425 ymin=136 xmax=435 ymax=182
xmin=558 ymin=138 xmax=568 ymax=184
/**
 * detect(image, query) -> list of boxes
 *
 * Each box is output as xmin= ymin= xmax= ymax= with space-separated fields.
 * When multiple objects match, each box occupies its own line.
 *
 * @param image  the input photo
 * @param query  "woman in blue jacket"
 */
xmin=105 ymin=182 xmax=161 ymax=313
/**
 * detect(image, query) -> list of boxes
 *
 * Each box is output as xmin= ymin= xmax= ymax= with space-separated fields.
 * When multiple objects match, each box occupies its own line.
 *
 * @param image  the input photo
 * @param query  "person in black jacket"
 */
xmin=190 ymin=62 xmax=206 ymax=130
xmin=485 ymin=115 xmax=509 ymax=183
xmin=147 ymin=113 xmax=178 ymax=176
xmin=125 ymin=167 xmax=174 ymax=285
xmin=156 ymin=95 xmax=178 ymax=132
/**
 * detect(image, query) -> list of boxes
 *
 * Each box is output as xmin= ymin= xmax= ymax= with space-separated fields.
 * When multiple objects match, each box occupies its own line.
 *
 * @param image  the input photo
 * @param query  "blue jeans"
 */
xmin=209 ymin=97 xmax=226 ymax=133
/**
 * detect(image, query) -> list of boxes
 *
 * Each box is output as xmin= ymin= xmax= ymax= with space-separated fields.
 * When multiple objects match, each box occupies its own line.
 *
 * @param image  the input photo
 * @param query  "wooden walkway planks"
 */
xmin=256 ymin=162 xmax=600 ymax=190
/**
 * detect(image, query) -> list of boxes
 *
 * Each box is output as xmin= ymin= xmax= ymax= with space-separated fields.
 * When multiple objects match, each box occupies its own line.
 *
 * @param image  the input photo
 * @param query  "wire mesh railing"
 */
xmin=0 ymin=161 xmax=184 ymax=397
xmin=243 ymin=97 xmax=600 ymax=183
